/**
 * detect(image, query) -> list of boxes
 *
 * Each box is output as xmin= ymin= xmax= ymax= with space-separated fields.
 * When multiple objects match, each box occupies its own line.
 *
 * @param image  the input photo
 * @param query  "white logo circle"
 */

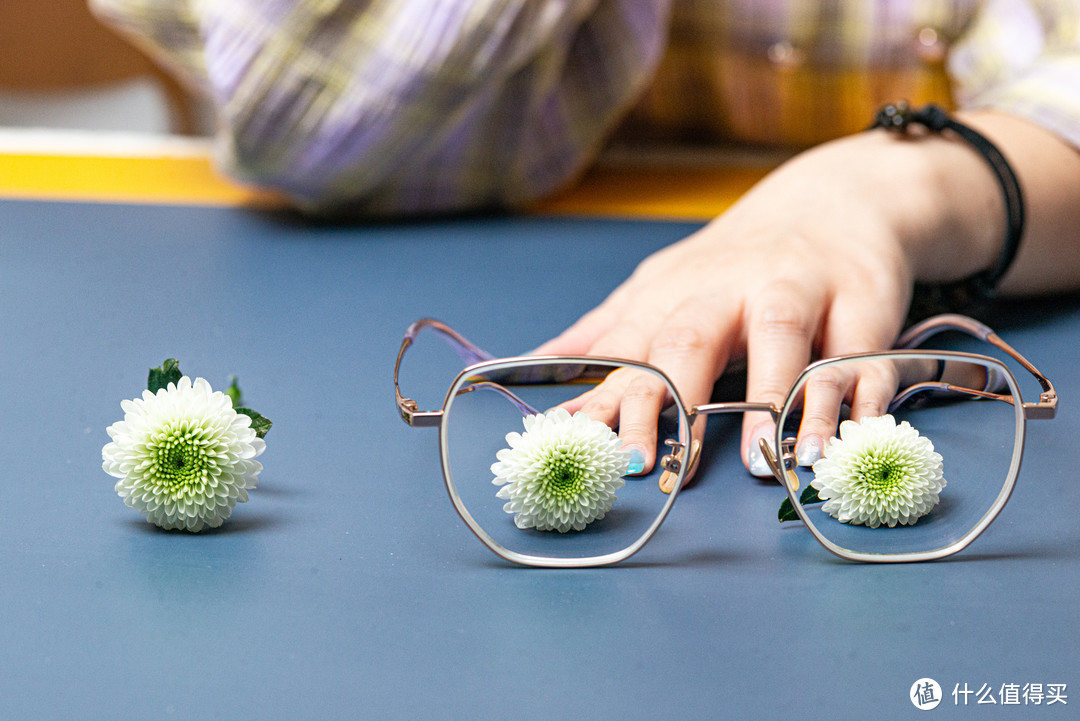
xmin=911 ymin=678 xmax=942 ymax=710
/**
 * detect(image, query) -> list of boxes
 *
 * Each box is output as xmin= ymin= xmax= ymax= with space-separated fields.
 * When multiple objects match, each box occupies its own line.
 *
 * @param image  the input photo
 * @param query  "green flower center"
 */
xmin=852 ymin=448 xmax=910 ymax=497
xmin=151 ymin=423 xmax=214 ymax=496
xmin=539 ymin=449 xmax=587 ymax=501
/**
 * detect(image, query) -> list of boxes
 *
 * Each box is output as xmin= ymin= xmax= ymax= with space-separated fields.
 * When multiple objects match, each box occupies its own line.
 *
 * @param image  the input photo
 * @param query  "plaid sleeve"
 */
xmin=948 ymin=0 xmax=1080 ymax=149
xmin=90 ymin=0 xmax=670 ymax=215
xmin=89 ymin=0 xmax=210 ymax=93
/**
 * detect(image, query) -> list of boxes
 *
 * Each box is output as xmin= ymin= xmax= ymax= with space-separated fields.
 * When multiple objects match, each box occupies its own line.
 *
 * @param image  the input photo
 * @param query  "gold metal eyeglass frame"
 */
xmin=394 ymin=314 xmax=1056 ymax=567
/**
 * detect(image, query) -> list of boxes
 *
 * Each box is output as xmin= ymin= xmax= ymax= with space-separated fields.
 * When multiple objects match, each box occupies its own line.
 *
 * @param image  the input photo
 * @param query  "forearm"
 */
xmin=829 ymin=109 xmax=1080 ymax=298
xmin=954 ymin=111 xmax=1080 ymax=295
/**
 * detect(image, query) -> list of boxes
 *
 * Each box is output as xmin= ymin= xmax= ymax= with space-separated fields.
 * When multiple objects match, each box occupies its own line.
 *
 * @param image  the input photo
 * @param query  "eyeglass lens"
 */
xmin=779 ymin=355 xmax=1022 ymax=557
xmin=442 ymin=361 xmax=689 ymax=561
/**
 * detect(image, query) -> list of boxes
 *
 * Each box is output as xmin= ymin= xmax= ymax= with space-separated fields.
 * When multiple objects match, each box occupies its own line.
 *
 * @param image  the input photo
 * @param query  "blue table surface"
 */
xmin=0 ymin=199 xmax=1077 ymax=720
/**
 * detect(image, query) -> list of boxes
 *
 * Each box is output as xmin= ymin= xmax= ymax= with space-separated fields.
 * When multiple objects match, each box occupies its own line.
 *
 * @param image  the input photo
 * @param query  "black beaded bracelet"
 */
xmin=870 ymin=101 xmax=1025 ymax=320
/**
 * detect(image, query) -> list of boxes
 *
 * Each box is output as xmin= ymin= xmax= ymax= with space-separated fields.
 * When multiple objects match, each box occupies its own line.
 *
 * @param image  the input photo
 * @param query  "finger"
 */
xmin=742 ymin=284 xmax=821 ymax=477
xmin=819 ymin=286 xmax=906 ymax=359
xmin=531 ymin=287 xmax=636 ymax=355
xmin=643 ymin=297 xmax=737 ymax=487
xmin=532 ymin=313 xmax=611 ymax=356
xmin=559 ymin=384 xmax=616 ymax=425
xmin=940 ymin=359 xmax=1000 ymax=391
xmin=543 ymin=299 xmax=683 ymax=460
xmin=562 ymin=367 xmax=667 ymax=476
xmin=815 ymin=290 xmax=907 ymax=430
xmin=607 ymin=368 xmax=667 ymax=476
xmin=792 ymin=357 xmax=900 ymax=467
xmin=792 ymin=362 xmax=856 ymax=466
xmin=579 ymin=316 xmax=656 ymax=362
xmin=566 ymin=365 xmax=652 ymax=426
xmin=849 ymin=360 xmax=900 ymax=422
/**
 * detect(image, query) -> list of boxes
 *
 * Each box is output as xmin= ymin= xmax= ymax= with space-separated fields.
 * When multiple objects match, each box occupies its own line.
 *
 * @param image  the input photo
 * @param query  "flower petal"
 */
xmin=102 ymin=375 xmax=264 ymax=532
xmin=491 ymin=410 xmax=631 ymax=533
xmin=810 ymin=414 xmax=944 ymax=528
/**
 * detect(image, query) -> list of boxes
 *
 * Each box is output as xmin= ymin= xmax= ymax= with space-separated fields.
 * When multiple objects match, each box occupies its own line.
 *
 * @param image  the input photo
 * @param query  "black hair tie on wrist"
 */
xmin=870 ymin=101 xmax=1025 ymax=321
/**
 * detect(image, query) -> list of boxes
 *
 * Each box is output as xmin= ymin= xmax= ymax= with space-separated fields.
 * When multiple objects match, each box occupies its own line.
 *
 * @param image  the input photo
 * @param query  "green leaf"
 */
xmin=236 ymin=407 xmax=273 ymax=439
xmin=777 ymin=485 xmax=824 ymax=522
xmin=148 ymin=359 xmax=182 ymax=393
xmin=226 ymin=375 xmax=243 ymax=407
xmin=800 ymin=484 xmax=823 ymax=505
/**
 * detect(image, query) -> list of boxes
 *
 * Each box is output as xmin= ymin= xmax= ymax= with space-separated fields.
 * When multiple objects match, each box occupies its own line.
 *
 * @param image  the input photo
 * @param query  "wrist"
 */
xmin=866 ymin=114 xmax=1010 ymax=286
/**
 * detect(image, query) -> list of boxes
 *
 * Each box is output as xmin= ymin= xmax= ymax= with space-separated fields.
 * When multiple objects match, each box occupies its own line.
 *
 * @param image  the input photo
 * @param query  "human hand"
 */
xmin=535 ymin=129 xmax=1004 ymax=487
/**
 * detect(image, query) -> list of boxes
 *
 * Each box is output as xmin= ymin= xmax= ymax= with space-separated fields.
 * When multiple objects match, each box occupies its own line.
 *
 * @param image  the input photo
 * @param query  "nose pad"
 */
xmin=781 ymin=436 xmax=797 ymax=466
xmin=660 ymin=439 xmax=686 ymax=472
xmin=659 ymin=438 xmax=702 ymax=494
xmin=760 ymin=436 xmax=800 ymax=492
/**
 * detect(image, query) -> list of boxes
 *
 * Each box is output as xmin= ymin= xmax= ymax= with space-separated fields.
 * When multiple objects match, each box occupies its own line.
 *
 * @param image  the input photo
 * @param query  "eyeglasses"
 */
xmin=394 ymin=315 xmax=1056 ymax=567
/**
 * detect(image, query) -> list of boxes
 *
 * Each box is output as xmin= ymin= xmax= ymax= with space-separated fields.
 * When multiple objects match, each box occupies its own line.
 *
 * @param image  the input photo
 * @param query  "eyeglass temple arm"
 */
xmin=456 ymin=381 xmax=540 ymax=416
xmin=395 ymin=318 xmax=511 ymax=427
xmin=888 ymin=382 xmax=1017 ymax=412
xmin=402 ymin=318 xmax=495 ymax=365
xmin=896 ymin=313 xmax=1057 ymax=419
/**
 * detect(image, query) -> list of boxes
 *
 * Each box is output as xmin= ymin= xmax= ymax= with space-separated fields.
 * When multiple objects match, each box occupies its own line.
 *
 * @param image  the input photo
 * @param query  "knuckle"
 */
xmin=753 ymin=379 xmax=792 ymax=405
xmin=759 ymin=305 xmax=813 ymax=339
xmin=806 ymin=368 xmax=847 ymax=395
xmin=753 ymin=291 xmax=816 ymax=340
xmin=617 ymin=418 xmax=655 ymax=439
xmin=622 ymin=373 xmax=665 ymax=403
xmin=580 ymin=393 xmax=618 ymax=422
xmin=588 ymin=319 xmax=649 ymax=358
xmin=851 ymin=398 xmax=887 ymax=418
xmin=651 ymin=323 xmax=712 ymax=358
xmin=800 ymin=406 xmax=840 ymax=429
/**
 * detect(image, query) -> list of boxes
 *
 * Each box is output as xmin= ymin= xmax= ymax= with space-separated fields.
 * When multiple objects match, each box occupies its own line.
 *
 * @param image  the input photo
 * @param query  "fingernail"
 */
xmin=625 ymin=446 xmax=646 ymax=475
xmin=796 ymin=435 xmax=823 ymax=466
xmin=747 ymin=426 xmax=775 ymax=478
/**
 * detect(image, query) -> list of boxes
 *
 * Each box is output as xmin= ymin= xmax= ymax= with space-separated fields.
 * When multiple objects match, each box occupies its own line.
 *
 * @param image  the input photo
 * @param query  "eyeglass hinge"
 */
xmin=1023 ymin=390 xmax=1058 ymax=420
xmin=397 ymin=398 xmax=443 ymax=427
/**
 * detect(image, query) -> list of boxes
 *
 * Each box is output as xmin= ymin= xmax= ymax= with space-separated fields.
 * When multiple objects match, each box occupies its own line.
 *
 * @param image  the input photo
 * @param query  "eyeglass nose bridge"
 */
xmin=657 ymin=401 xmax=780 ymax=490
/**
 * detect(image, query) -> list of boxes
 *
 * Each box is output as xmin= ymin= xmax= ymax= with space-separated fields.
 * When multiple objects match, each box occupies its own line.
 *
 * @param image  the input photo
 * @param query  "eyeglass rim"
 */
xmin=774 ymin=350 xmax=1027 ymax=563
xmin=437 ymin=355 xmax=693 ymax=568
xmin=441 ymin=350 xmax=1029 ymax=566
xmin=396 ymin=317 xmax=1056 ymax=566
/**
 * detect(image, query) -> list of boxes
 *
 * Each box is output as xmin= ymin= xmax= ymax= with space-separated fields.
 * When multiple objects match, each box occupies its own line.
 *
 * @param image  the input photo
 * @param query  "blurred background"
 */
xmin=1 ymin=1 xmax=953 ymax=146
xmin=0 ymin=0 xmax=207 ymax=135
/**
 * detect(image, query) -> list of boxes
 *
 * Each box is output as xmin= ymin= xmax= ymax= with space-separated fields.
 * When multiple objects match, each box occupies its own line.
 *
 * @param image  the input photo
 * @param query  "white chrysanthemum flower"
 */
xmin=103 ymin=376 xmax=265 ymax=532
xmin=811 ymin=414 xmax=945 ymax=528
xmin=491 ymin=408 xmax=631 ymax=533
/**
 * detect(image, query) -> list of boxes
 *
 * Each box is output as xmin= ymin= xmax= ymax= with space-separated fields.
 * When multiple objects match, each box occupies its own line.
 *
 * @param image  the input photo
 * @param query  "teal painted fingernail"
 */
xmin=627 ymin=447 xmax=646 ymax=475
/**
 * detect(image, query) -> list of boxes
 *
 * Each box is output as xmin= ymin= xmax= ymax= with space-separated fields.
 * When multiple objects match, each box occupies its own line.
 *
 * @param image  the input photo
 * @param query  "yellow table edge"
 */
xmin=0 ymin=147 xmax=773 ymax=221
